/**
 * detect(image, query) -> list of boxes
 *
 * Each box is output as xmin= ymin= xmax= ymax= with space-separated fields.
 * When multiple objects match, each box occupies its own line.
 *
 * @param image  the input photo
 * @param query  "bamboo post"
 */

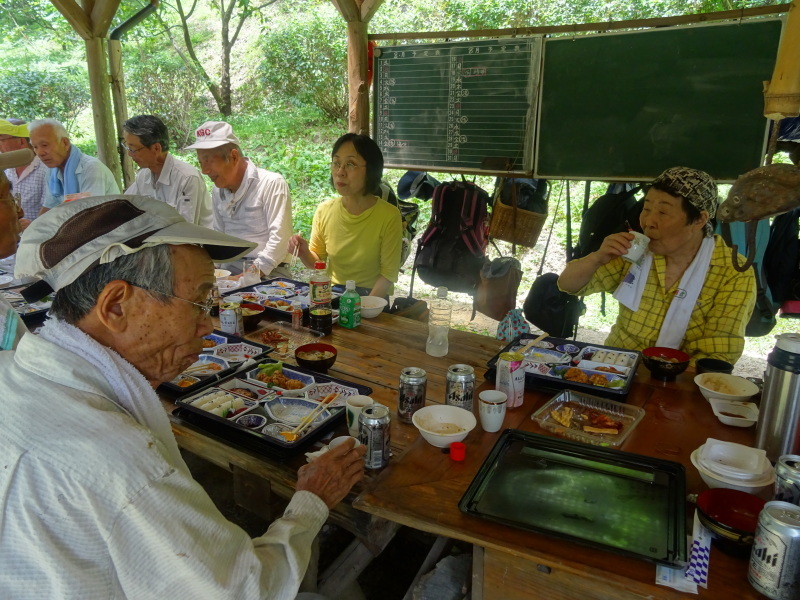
xmin=108 ymin=38 xmax=135 ymax=188
xmin=85 ymin=36 xmax=123 ymax=190
xmin=347 ymin=20 xmax=370 ymax=135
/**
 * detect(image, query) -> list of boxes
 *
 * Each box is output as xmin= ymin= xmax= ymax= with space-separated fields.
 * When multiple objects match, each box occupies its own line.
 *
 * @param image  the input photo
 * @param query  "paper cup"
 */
xmin=622 ymin=231 xmax=650 ymax=263
xmin=479 ymin=390 xmax=507 ymax=433
xmin=345 ymin=395 xmax=374 ymax=437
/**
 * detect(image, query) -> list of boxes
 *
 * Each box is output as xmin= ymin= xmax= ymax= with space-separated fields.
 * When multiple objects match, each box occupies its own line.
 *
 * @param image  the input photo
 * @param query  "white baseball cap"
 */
xmin=184 ymin=121 xmax=241 ymax=150
xmin=15 ymin=195 xmax=256 ymax=301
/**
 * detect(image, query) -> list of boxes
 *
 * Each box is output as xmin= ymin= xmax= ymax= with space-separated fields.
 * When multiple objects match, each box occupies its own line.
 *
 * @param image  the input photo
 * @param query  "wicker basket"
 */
xmin=488 ymin=183 xmax=547 ymax=247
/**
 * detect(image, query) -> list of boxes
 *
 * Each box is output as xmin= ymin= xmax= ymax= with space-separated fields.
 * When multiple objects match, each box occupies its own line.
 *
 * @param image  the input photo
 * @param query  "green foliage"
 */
xmin=0 ymin=69 xmax=89 ymax=133
xmin=259 ymin=5 xmax=348 ymax=120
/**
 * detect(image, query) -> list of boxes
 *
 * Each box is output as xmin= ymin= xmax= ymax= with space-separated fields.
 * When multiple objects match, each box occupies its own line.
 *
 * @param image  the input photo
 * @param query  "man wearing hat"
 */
xmin=558 ymin=166 xmax=756 ymax=364
xmin=0 ymin=147 xmax=32 ymax=350
xmin=123 ymin=114 xmax=212 ymax=227
xmin=28 ymin=117 xmax=119 ymax=213
xmin=0 ymin=118 xmax=47 ymax=226
xmin=0 ymin=195 xmax=365 ymax=599
xmin=186 ymin=121 xmax=292 ymax=278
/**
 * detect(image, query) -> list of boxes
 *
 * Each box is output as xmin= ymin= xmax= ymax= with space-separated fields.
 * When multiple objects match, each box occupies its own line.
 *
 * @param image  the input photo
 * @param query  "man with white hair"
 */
xmin=0 ymin=195 xmax=365 ymax=599
xmin=123 ymin=114 xmax=212 ymax=226
xmin=28 ymin=117 xmax=119 ymax=213
xmin=0 ymin=118 xmax=47 ymax=226
xmin=187 ymin=121 xmax=292 ymax=278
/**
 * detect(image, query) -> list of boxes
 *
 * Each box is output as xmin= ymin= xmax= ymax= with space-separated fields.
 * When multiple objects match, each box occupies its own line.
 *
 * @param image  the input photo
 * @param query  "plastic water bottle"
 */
xmin=339 ymin=280 xmax=361 ymax=329
xmin=426 ymin=286 xmax=452 ymax=357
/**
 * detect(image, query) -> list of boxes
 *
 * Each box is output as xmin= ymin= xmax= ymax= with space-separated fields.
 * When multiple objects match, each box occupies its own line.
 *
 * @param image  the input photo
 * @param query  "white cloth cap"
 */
xmin=184 ymin=121 xmax=241 ymax=150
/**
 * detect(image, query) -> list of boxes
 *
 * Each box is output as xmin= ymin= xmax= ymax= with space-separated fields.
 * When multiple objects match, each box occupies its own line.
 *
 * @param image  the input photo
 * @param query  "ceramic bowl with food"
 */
xmin=294 ymin=343 xmax=337 ymax=373
xmin=696 ymin=488 xmax=766 ymax=557
xmin=360 ymin=296 xmax=388 ymax=318
xmin=239 ymin=302 xmax=266 ymax=332
xmin=641 ymin=347 xmax=690 ymax=381
xmin=694 ymin=373 xmax=760 ymax=402
xmin=412 ymin=405 xmax=477 ymax=448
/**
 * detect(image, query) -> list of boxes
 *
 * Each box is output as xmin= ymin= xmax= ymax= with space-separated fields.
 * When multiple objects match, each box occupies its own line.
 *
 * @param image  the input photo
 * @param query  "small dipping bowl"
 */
xmin=236 ymin=413 xmax=267 ymax=429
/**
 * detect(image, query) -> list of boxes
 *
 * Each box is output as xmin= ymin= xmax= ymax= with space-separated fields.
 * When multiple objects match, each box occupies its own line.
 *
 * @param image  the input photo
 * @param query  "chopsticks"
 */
xmin=289 ymin=242 xmax=300 ymax=269
xmin=280 ymin=393 xmax=340 ymax=442
xmin=519 ymin=331 xmax=550 ymax=355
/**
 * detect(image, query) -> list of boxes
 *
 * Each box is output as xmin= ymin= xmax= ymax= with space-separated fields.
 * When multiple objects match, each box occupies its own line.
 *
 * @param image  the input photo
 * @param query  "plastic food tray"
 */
xmin=531 ymin=389 xmax=645 ymax=448
xmin=255 ymin=322 xmax=324 ymax=360
xmin=486 ymin=335 xmax=641 ymax=400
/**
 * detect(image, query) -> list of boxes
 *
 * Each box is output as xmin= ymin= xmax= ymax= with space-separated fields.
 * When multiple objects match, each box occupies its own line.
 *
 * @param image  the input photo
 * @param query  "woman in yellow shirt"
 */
xmin=289 ymin=134 xmax=403 ymax=297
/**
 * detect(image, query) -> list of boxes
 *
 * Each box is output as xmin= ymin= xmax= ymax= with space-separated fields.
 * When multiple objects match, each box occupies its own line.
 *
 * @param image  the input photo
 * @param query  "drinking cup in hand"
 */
xmin=622 ymin=232 xmax=650 ymax=263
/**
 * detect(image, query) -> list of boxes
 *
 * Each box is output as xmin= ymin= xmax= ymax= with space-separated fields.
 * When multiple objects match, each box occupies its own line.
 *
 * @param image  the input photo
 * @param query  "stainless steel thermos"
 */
xmin=756 ymin=333 xmax=800 ymax=463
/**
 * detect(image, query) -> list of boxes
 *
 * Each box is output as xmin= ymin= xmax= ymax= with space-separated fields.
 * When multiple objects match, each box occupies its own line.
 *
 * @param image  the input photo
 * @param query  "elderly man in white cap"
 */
xmin=186 ymin=121 xmax=293 ymax=278
xmin=28 ymin=117 xmax=119 ymax=213
xmin=0 ymin=195 xmax=364 ymax=599
xmin=0 ymin=118 xmax=48 ymax=226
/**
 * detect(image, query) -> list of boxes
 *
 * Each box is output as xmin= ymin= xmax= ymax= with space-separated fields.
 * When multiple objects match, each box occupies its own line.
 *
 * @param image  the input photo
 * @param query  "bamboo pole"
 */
xmin=85 ymin=36 xmax=123 ymax=190
xmin=347 ymin=20 xmax=369 ymax=135
xmin=108 ymin=38 xmax=135 ymax=188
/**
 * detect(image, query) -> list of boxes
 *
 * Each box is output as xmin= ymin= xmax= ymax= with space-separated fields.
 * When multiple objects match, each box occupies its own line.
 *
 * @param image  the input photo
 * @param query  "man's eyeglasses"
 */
xmin=121 ymin=143 xmax=146 ymax=155
xmin=330 ymin=160 xmax=366 ymax=172
xmin=127 ymin=283 xmax=213 ymax=317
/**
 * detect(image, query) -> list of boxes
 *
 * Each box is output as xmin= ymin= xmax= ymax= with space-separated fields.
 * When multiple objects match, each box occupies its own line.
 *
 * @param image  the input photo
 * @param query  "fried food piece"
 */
xmin=550 ymin=406 xmax=574 ymax=427
xmin=261 ymin=329 xmax=289 ymax=344
xmin=202 ymin=338 xmax=217 ymax=348
xmin=586 ymin=410 xmax=622 ymax=432
xmin=564 ymin=367 xmax=589 ymax=384
xmin=596 ymin=365 xmax=624 ymax=374
xmin=229 ymin=387 xmax=257 ymax=399
xmin=588 ymin=374 xmax=608 ymax=387
xmin=583 ymin=426 xmax=620 ymax=435
xmin=255 ymin=371 xmax=305 ymax=389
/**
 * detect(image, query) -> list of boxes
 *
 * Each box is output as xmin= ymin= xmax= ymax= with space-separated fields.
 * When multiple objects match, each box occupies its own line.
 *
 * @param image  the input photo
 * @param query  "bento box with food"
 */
xmin=159 ymin=330 xmax=273 ymax=395
xmin=172 ymin=358 xmax=372 ymax=458
xmin=531 ymin=389 xmax=645 ymax=448
xmin=257 ymin=322 xmax=323 ymax=359
xmin=222 ymin=277 xmax=342 ymax=322
xmin=1 ymin=285 xmax=55 ymax=324
xmin=486 ymin=335 xmax=641 ymax=399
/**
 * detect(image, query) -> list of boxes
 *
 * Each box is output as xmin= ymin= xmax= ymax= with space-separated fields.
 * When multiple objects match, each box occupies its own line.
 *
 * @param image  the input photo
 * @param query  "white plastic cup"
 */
xmin=345 ymin=395 xmax=374 ymax=437
xmin=479 ymin=390 xmax=507 ymax=433
xmin=622 ymin=232 xmax=651 ymax=263
xmin=328 ymin=436 xmax=361 ymax=450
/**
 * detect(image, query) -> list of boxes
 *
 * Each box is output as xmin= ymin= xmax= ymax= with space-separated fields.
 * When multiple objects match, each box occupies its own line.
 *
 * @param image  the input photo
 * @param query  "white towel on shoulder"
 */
xmin=613 ymin=237 xmax=715 ymax=349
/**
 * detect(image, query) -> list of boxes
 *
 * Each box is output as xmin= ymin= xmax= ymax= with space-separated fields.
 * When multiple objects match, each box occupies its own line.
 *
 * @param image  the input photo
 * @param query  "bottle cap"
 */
xmin=449 ymin=441 xmax=466 ymax=461
xmin=346 ymin=280 xmax=356 ymax=290
xmin=314 ymin=261 xmax=326 ymax=270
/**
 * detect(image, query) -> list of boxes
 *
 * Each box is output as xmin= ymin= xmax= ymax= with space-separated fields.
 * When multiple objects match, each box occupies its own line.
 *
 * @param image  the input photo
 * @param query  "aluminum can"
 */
xmin=775 ymin=455 xmax=800 ymax=507
xmin=219 ymin=302 xmax=243 ymax=336
xmin=496 ymin=352 xmax=525 ymax=409
xmin=359 ymin=405 xmax=391 ymax=469
xmin=748 ymin=501 xmax=800 ymax=599
xmin=397 ymin=367 xmax=427 ymax=423
xmin=446 ymin=364 xmax=476 ymax=412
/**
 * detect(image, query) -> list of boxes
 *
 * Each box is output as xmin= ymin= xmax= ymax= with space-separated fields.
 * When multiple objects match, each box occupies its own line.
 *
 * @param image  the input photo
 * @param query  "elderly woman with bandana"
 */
xmin=558 ymin=166 xmax=756 ymax=364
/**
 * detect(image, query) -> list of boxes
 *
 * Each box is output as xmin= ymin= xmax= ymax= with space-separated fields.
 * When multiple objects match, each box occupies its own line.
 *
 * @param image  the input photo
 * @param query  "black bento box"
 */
xmin=172 ymin=357 xmax=371 ymax=458
xmin=486 ymin=335 xmax=641 ymax=400
xmin=220 ymin=277 xmax=343 ymax=322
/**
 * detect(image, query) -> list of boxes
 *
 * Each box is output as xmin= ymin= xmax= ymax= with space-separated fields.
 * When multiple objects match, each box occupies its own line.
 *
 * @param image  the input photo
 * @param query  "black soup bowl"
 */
xmin=641 ymin=347 xmax=690 ymax=381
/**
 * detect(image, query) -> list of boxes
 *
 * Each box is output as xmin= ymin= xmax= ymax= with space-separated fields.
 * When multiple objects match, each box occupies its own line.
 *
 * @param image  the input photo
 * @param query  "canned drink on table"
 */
xmin=397 ymin=367 xmax=427 ymax=423
xmin=446 ymin=364 xmax=476 ymax=412
xmin=359 ymin=405 xmax=391 ymax=469
xmin=210 ymin=283 xmax=220 ymax=317
xmin=219 ymin=302 xmax=243 ymax=336
xmin=496 ymin=352 xmax=525 ymax=409
xmin=775 ymin=455 xmax=800 ymax=506
xmin=748 ymin=501 xmax=800 ymax=600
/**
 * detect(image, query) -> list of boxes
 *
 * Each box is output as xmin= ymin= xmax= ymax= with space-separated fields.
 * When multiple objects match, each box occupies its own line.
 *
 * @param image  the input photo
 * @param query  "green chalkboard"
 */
xmin=373 ymin=38 xmax=540 ymax=174
xmin=536 ymin=19 xmax=783 ymax=182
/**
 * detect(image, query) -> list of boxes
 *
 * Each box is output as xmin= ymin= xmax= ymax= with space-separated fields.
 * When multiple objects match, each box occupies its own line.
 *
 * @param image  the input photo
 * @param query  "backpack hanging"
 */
xmin=488 ymin=178 xmax=549 ymax=248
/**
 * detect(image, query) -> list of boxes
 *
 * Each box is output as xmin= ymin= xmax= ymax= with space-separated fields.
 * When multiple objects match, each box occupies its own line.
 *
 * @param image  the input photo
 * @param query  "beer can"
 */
xmin=359 ymin=405 xmax=391 ymax=469
xmin=219 ymin=302 xmax=243 ymax=336
xmin=210 ymin=282 xmax=220 ymax=317
xmin=775 ymin=455 xmax=800 ymax=506
xmin=446 ymin=364 xmax=476 ymax=412
xmin=397 ymin=367 xmax=427 ymax=423
xmin=748 ymin=501 xmax=800 ymax=600
xmin=496 ymin=352 xmax=525 ymax=409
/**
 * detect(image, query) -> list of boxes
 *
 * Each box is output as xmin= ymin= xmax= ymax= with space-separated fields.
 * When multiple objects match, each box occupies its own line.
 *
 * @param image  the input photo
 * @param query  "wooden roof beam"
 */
xmin=330 ymin=0 xmax=359 ymax=22
xmin=360 ymin=0 xmax=382 ymax=24
xmin=50 ymin=0 xmax=92 ymax=40
xmin=91 ymin=0 xmax=123 ymax=37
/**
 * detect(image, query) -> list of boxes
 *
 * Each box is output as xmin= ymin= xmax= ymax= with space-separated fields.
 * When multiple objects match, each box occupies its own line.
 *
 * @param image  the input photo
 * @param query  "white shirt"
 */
xmin=43 ymin=151 xmax=120 ymax=208
xmin=0 ymin=330 xmax=328 ymax=600
xmin=125 ymin=153 xmax=213 ymax=227
xmin=212 ymin=159 xmax=292 ymax=275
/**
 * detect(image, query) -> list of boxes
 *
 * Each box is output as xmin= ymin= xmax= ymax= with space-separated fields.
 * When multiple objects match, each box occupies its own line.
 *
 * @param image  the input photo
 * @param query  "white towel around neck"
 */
xmin=612 ymin=236 xmax=715 ymax=349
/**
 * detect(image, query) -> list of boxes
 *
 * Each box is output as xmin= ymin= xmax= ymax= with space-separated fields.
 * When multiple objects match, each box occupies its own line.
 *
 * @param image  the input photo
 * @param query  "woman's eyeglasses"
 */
xmin=330 ymin=160 xmax=366 ymax=172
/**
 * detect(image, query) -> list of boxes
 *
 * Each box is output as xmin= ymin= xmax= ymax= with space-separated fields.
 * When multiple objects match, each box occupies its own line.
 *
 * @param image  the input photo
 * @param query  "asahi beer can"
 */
xmin=748 ymin=501 xmax=800 ymax=600
xmin=359 ymin=405 xmax=391 ymax=469
xmin=397 ymin=367 xmax=427 ymax=423
xmin=496 ymin=352 xmax=525 ymax=409
xmin=219 ymin=302 xmax=243 ymax=336
xmin=775 ymin=455 xmax=800 ymax=507
xmin=446 ymin=364 xmax=476 ymax=412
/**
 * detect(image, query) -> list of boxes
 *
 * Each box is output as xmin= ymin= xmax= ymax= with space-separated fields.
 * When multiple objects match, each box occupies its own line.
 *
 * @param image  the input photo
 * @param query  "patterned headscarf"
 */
xmin=651 ymin=166 xmax=718 ymax=236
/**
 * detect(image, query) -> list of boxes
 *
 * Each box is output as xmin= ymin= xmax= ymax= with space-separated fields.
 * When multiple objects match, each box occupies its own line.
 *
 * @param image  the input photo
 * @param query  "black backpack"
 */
xmin=378 ymin=180 xmax=420 ymax=265
xmin=413 ymin=180 xmax=491 ymax=294
xmin=572 ymin=185 xmax=644 ymax=260
xmin=494 ymin=177 xmax=548 ymax=214
xmin=764 ymin=207 xmax=800 ymax=318
xmin=523 ymin=273 xmax=585 ymax=338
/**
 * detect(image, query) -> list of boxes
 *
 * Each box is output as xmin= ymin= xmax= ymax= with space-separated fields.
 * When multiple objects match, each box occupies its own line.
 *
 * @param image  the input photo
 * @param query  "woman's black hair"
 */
xmin=330 ymin=133 xmax=383 ymax=195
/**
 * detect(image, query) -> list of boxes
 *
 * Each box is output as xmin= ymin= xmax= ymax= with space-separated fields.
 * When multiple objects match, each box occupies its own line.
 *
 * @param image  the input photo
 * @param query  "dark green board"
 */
xmin=373 ymin=38 xmax=538 ymax=174
xmin=536 ymin=19 xmax=783 ymax=182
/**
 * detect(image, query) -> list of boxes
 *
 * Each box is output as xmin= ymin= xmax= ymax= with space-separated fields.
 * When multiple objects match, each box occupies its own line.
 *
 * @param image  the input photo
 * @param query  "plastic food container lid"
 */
xmin=699 ymin=439 xmax=769 ymax=478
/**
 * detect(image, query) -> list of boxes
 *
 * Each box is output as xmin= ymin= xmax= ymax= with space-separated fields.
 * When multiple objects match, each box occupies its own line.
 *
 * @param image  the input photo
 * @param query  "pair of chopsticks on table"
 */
xmin=280 ymin=393 xmax=340 ymax=442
